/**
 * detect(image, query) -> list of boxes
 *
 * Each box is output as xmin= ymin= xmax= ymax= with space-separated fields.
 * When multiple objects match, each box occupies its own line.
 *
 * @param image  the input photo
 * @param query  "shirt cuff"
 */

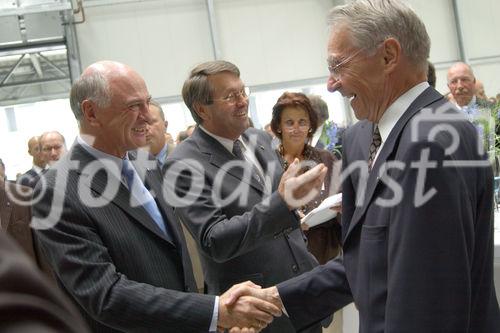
xmin=209 ymin=295 xmax=219 ymax=332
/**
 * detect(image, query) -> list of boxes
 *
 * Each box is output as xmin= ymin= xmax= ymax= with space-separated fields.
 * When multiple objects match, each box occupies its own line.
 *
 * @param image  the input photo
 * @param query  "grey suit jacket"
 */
xmin=278 ymin=87 xmax=500 ymax=332
xmin=166 ymin=127 xmax=321 ymax=333
xmin=33 ymin=143 xmax=215 ymax=333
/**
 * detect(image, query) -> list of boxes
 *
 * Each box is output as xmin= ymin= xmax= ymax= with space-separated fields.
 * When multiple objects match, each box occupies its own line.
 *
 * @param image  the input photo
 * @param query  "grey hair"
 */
xmin=307 ymin=94 xmax=329 ymax=123
xmin=149 ymin=99 xmax=165 ymax=121
xmin=182 ymin=60 xmax=240 ymax=124
xmin=70 ymin=70 xmax=111 ymax=122
xmin=328 ymin=0 xmax=430 ymax=72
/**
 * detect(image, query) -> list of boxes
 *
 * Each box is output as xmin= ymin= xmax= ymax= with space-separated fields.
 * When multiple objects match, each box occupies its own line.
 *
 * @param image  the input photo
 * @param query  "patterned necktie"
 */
xmin=232 ymin=139 xmax=245 ymax=160
xmin=122 ymin=159 xmax=173 ymax=242
xmin=232 ymin=139 xmax=263 ymax=185
xmin=367 ymin=125 xmax=382 ymax=171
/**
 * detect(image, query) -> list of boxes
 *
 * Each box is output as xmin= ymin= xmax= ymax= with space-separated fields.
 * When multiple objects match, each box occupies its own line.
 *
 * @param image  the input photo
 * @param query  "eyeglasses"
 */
xmin=282 ymin=119 xmax=310 ymax=131
xmin=327 ymin=41 xmax=385 ymax=80
xmin=327 ymin=48 xmax=365 ymax=80
xmin=211 ymin=87 xmax=250 ymax=104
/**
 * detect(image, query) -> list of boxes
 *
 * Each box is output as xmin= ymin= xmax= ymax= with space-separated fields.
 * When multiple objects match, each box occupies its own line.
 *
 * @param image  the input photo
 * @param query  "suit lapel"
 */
xmin=195 ymin=129 xmax=265 ymax=193
xmin=72 ymin=144 xmax=175 ymax=245
xmin=344 ymin=87 xmax=444 ymax=242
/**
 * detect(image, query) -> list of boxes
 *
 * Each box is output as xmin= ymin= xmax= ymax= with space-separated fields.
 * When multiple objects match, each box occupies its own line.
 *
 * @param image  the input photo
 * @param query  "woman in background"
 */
xmin=271 ymin=92 xmax=341 ymax=264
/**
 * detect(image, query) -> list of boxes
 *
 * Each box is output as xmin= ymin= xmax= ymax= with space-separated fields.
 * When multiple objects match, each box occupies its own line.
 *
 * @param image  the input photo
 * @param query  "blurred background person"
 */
xmin=176 ymin=130 xmax=189 ymax=144
xmin=308 ymin=94 xmax=344 ymax=159
xmin=18 ymin=135 xmax=46 ymax=188
xmin=271 ymin=92 xmax=341 ymax=264
xmin=427 ymin=60 xmax=436 ymax=88
xmin=447 ymin=62 xmax=493 ymax=116
xmin=40 ymin=131 xmax=67 ymax=167
xmin=145 ymin=100 xmax=175 ymax=169
xmin=0 ymin=159 xmax=5 ymax=182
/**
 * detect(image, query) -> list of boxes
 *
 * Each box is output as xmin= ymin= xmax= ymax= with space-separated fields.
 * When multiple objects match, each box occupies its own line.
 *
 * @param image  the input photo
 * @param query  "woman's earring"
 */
xmin=308 ymin=129 xmax=312 ymax=133
xmin=277 ymin=129 xmax=281 ymax=133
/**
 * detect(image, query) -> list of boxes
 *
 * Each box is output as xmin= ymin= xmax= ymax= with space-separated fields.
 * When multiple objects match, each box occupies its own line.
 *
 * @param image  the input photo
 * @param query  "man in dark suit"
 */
xmin=165 ymin=60 xmax=326 ymax=332
xmin=0 ymin=231 xmax=89 ymax=332
xmin=18 ymin=135 xmax=46 ymax=188
xmin=229 ymin=1 xmax=500 ymax=332
xmin=145 ymin=100 xmax=175 ymax=170
xmin=33 ymin=60 xmax=282 ymax=332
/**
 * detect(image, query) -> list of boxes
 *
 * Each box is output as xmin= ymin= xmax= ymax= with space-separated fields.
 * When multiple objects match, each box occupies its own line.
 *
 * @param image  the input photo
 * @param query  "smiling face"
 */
xmin=198 ymin=72 xmax=249 ymax=140
xmin=82 ymin=65 xmax=152 ymax=158
xmin=326 ymin=26 xmax=389 ymax=122
xmin=279 ymin=107 xmax=311 ymax=147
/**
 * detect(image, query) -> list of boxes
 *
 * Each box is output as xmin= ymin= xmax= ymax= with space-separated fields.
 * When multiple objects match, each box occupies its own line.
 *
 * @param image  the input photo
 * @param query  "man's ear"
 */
xmin=382 ymin=38 xmax=401 ymax=72
xmin=194 ymin=102 xmax=210 ymax=122
xmin=81 ymin=100 xmax=100 ymax=127
xmin=164 ymin=120 xmax=169 ymax=131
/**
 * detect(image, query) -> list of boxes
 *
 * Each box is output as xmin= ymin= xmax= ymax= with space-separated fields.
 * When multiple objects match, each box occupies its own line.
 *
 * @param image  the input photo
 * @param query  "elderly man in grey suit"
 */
xmin=33 ymin=60 xmax=283 ymax=332
xmin=165 ymin=60 xmax=326 ymax=333
xmin=229 ymin=1 xmax=500 ymax=332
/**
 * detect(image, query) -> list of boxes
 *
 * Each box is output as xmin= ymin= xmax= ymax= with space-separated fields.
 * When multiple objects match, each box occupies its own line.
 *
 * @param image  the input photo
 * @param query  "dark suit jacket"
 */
xmin=278 ymin=87 xmax=500 ymax=332
xmin=18 ymin=167 xmax=40 ymax=188
xmin=33 ymin=143 xmax=215 ymax=332
xmin=166 ymin=127 xmax=321 ymax=333
xmin=0 ymin=231 xmax=89 ymax=333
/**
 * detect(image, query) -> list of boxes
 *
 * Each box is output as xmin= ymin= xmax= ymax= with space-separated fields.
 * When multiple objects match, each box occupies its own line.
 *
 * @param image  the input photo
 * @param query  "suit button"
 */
xmin=292 ymin=264 xmax=298 ymax=272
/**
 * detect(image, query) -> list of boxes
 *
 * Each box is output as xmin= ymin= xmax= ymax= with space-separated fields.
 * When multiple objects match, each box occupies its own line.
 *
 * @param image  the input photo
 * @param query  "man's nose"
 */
xmin=327 ymin=75 xmax=341 ymax=92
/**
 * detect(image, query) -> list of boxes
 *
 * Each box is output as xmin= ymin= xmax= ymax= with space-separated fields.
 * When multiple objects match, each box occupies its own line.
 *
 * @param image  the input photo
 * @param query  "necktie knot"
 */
xmin=368 ymin=125 xmax=382 ymax=170
xmin=232 ymin=139 xmax=245 ymax=160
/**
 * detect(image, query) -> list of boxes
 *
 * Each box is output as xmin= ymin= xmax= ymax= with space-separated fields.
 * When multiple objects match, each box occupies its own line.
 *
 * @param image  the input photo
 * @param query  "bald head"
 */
xmin=27 ymin=135 xmax=46 ymax=168
xmin=447 ymin=62 xmax=476 ymax=107
xmin=475 ymin=80 xmax=487 ymax=100
xmin=40 ymin=131 xmax=66 ymax=166
xmin=70 ymin=61 xmax=152 ymax=157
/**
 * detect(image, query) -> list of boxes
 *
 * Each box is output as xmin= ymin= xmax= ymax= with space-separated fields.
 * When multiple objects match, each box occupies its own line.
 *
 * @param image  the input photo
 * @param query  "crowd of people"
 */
xmin=0 ymin=0 xmax=499 ymax=332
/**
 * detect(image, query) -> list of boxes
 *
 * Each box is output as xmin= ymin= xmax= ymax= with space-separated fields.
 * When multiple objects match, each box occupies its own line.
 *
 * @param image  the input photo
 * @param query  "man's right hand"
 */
xmin=278 ymin=158 xmax=327 ymax=209
xmin=217 ymin=281 xmax=282 ymax=332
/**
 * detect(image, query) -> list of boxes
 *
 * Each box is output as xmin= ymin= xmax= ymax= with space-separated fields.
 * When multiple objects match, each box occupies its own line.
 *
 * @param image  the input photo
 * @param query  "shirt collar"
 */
xmin=32 ymin=165 xmax=44 ymax=174
xmin=77 ymin=135 xmax=127 ymax=174
xmin=377 ymin=82 xmax=429 ymax=144
xmin=155 ymin=144 xmax=169 ymax=166
xmin=199 ymin=125 xmax=244 ymax=154
xmin=453 ymin=95 xmax=477 ymax=110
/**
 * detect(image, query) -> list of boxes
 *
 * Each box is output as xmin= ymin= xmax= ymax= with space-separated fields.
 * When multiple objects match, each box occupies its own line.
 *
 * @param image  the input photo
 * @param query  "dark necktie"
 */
xmin=122 ymin=159 xmax=173 ymax=242
xmin=232 ymin=139 xmax=245 ymax=160
xmin=367 ymin=125 xmax=382 ymax=170
xmin=232 ymin=139 xmax=263 ymax=185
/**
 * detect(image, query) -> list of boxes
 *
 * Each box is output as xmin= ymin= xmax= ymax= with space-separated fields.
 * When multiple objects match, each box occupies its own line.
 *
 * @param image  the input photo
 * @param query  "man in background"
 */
xmin=18 ymin=136 xmax=46 ymax=188
xmin=39 ymin=131 xmax=67 ymax=167
xmin=447 ymin=62 xmax=493 ymax=115
xmin=145 ymin=100 xmax=175 ymax=169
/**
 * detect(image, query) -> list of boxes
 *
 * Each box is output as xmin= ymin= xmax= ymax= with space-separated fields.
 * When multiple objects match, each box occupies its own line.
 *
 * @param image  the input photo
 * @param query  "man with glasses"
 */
xmin=165 ymin=60 xmax=326 ymax=332
xmin=228 ymin=1 xmax=499 ymax=332
xmin=40 ymin=131 xmax=67 ymax=167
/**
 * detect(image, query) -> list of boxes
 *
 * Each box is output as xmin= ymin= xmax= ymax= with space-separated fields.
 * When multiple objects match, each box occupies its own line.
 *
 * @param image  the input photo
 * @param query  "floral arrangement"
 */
xmin=323 ymin=120 xmax=342 ymax=157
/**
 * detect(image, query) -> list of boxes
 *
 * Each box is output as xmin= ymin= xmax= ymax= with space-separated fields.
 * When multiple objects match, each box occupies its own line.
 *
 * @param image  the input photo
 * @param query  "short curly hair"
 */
xmin=271 ymin=92 xmax=318 ymax=141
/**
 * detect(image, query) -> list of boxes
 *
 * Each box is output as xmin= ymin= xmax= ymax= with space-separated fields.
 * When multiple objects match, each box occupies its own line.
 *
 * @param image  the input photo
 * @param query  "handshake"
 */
xmin=217 ymin=281 xmax=283 ymax=333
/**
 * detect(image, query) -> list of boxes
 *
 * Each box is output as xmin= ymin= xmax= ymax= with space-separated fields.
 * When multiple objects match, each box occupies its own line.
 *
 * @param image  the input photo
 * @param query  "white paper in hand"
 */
xmin=301 ymin=193 xmax=342 ymax=228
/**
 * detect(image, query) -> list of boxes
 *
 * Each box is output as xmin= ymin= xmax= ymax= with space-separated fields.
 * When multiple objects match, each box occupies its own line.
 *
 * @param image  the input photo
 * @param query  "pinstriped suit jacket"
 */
xmin=33 ymin=143 xmax=215 ymax=332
